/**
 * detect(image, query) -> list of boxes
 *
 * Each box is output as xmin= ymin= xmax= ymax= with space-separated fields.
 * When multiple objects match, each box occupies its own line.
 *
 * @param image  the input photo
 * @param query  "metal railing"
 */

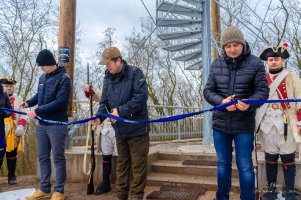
xmin=67 ymin=101 xmax=203 ymax=148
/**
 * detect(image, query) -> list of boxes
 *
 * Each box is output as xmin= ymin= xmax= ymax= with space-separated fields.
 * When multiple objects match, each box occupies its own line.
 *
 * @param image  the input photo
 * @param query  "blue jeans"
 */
xmin=213 ymin=130 xmax=255 ymax=200
xmin=36 ymin=124 xmax=67 ymax=193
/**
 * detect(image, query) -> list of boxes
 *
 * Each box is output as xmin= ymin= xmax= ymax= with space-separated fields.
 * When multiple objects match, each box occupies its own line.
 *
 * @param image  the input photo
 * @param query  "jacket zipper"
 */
xmin=227 ymin=59 xmax=237 ymax=132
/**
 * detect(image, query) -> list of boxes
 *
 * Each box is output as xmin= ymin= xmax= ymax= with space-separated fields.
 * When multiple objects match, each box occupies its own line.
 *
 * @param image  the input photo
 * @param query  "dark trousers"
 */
xmin=6 ymin=147 xmax=17 ymax=178
xmin=114 ymin=132 xmax=149 ymax=199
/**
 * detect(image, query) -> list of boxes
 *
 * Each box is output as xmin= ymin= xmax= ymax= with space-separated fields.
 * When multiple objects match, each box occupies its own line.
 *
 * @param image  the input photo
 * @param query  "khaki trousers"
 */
xmin=114 ymin=132 xmax=149 ymax=199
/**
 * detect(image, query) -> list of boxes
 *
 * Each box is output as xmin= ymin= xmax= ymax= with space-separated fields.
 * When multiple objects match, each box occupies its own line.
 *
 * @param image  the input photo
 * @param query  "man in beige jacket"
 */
xmin=257 ymin=44 xmax=301 ymax=200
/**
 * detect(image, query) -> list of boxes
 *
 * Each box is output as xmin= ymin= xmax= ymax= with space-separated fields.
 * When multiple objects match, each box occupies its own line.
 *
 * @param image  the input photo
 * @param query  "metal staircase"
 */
xmin=156 ymin=0 xmax=204 ymax=70
xmin=156 ymin=0 xmax=213 ymax=144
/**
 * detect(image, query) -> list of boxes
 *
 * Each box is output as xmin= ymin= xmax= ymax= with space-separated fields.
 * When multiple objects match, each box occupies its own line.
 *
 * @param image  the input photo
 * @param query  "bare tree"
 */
xmin=0 ymin=0 xmax=59 ymax=177
xmin=0 ymin=0 xmax=59 ymax=100
xmin=79 ymin=27 xmax=120 ymax=93
xmin=220 ymin=0 xmax=301 ymax=74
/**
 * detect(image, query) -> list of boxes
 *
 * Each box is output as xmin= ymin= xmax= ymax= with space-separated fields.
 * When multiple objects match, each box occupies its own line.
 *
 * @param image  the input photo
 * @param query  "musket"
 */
xmin=252 ymin=132 xmax=259 ymax=200
xmin=87 ymin=63 xmax=96 ymax=195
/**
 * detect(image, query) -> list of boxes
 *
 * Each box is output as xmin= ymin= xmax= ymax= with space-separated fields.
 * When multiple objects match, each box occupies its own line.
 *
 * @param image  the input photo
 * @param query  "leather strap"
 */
xmin=265 ymin=160 xmax=278 ymax=165
xmin=283 ymin=161 xmax=295 ymax=170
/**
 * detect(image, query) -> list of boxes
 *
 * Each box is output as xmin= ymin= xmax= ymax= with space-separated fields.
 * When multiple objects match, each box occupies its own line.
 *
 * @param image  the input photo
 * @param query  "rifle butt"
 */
xmin=87 ymin=175 xmax=94 ymax=195
xmin=255 ymin=192 xmax=259 ymax=200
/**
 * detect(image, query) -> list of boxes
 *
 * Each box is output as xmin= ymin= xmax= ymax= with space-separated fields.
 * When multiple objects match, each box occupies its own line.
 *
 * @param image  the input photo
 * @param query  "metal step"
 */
xmin=156 ymin=0 xmax=205 ymax=71
xmin=181 ymin=0 xmax=203 ymax=7
xmin=157 ymin=1 xmax=202 ymax=18
xmin=185 ymin=61 xmax=202 ymax=70
xmin=157 ymin=19 xmax=201 ymax=28
xmin=157 ymin=30 xmax=201 ymax=40
xmin=172 ymin=50 xmax=201 ymax=61
xmin=162 ymin=40 xmax=201 ymax=52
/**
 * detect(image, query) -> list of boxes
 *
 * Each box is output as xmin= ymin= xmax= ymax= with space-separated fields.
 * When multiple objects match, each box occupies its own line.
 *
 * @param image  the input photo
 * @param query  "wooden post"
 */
xmin=58 ymin=0 xmax=76 ymax=118
xmin=211 ymin=0 xmax=221 ymax=60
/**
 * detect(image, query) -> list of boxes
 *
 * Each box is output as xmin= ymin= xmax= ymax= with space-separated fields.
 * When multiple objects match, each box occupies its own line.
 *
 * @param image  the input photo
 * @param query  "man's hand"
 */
xmin=17 ymin=102 xmax=28 ymax=109
xmin=84 ymin=84 xmax=91 ymax=93
xmin=297 ymin=126 xmax=301 ymax=136
xmin=236 ymin=100 xmax=250 ymax=111
xmin=221 ymin=95 xmax=236 ymax=111
xmin=84 ymin=84 xmax=95 ymax=98
xmin=27 ymin=110 xmax=37 ymax=119
xmin=110 ymin=108 xmax=119 ymax=123
xmin=15 ymin=125 xmax=25 ymax=136
xmin=91 ymin=117 xmax=101 ymax=126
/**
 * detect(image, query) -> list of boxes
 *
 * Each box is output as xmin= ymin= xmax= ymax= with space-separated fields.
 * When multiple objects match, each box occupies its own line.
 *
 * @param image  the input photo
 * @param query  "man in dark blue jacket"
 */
xmin=203 ymin=26 xmax=269 ymax=200
xmin=19 ymin=49 xmax=71 ymax=200
xmin=92 ymin=47 xmax=149 ymax=200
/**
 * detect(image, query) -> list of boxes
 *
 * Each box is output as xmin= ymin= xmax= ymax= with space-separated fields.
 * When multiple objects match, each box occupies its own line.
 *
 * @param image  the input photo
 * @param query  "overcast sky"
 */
xmin=74 ymin=0 xmax=156 ymax=59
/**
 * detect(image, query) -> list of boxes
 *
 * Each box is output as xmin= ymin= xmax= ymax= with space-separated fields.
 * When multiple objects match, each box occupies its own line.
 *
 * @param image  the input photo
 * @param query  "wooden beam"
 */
xmin=211 ymin=0 xmax=221 ymax=60
xmin=58 ymin=0 xmax=76 ymax=117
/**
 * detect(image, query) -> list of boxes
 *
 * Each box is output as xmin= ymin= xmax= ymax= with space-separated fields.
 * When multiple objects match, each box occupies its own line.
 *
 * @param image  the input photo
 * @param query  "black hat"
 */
xmin=36 ymin=49 xmax=56 ymax=66
xmin=0 ymin=76 xmax=17 ymax=85
xmin=259 ymin=43 xmax=290 ymax=61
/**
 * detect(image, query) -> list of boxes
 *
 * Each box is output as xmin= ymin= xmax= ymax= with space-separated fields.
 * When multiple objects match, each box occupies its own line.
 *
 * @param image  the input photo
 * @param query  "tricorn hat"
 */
xmin=259 ymin=43 xmax=290 ymax=61
xmin=0 ymin=76 xmax=17 ymax=85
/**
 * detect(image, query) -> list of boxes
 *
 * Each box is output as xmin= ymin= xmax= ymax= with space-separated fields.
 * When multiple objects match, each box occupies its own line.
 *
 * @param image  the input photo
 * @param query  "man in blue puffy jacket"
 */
xmin=91 ymin=47 xmax=149 ymax=200
xmin=203 ymin=26 xmax=269 ymax=200
xmin=19 ymin=49 xmax=71 ymax=200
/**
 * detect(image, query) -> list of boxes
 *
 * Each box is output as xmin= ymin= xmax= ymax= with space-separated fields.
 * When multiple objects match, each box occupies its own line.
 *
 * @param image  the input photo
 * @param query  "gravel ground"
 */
xmin=0 ymin=141 xmax=243 ymax=199
xmin=0 ymin=175 xmax=242 ymax=200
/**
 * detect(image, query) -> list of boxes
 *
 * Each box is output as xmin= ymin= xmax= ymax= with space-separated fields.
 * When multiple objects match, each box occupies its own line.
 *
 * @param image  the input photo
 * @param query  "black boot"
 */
xmin=7 ymin=158 xmax=17 ymax=185
xmin=281 ymin=153 xmax=298 ymax=200
xmin=260 ymin=153 xmax=279 ymax=200
xmin=94 ymin=154 xmax=112 ymax=195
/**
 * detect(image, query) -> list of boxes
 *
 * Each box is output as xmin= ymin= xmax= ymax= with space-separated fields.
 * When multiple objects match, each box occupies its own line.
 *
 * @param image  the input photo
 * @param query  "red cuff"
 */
xmin=84 ymin=89 xmax=95 ymax=98
xmin=297 ymin=108 xmax=301 ymax=121
xmin=18 ymin=118 xmax=27 ymax=127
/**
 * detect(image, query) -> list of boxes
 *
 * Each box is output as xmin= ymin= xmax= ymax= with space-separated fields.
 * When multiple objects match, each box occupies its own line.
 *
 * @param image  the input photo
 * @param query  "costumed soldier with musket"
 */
xmin=0 ymin=76 xmax=26 ymax=185
xmin=84 ymin=86 xmax=118 ymax=196
xmin=256 ymin=43 xmax=301 ymax=200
